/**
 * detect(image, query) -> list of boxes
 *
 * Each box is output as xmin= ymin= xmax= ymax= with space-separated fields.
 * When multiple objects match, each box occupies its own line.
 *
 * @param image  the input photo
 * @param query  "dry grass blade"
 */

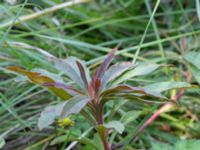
xmin=0 ymin=0 xmax=91 ymax=28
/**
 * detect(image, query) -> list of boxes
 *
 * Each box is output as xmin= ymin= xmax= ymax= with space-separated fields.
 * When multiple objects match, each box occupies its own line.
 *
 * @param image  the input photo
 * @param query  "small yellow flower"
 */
xmin=57 ymin=117 xmax=74 ymax=128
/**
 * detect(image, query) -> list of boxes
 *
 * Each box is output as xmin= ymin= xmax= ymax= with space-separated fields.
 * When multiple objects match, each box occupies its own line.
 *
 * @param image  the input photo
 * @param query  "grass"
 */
xmin=1 ymin=0 xmax=200 ymax=149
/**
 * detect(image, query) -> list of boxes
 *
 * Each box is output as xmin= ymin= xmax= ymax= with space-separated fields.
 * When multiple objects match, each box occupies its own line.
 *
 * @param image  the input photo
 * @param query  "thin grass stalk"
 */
xmin=0 ymin=0 xmax=91 ymax=29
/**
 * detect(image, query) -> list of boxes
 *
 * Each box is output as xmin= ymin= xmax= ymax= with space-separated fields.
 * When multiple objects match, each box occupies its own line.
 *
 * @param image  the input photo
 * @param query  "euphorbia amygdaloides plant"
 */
xmin=7 ymin=49 xmax=169 ymax=150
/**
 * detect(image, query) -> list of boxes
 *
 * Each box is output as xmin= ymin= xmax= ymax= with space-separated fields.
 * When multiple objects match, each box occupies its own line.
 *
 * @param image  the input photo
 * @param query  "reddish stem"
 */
xmin=132 ymin=70 xmax=192 ymax=140
xmin=132 ymin=103 xmax=173 ymax=140
xmin=95 ymin=101 xmax=110 ymax=150
xmin=101 ymin=130 xmax=110 ymax=150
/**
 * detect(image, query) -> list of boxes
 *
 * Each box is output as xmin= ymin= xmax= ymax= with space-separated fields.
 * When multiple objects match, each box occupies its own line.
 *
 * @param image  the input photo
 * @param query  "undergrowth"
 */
xmin=1 ymin=0 xmax=200 ymax=150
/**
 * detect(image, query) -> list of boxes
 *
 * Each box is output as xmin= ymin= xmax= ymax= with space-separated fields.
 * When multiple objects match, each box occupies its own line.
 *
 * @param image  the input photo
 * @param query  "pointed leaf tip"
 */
xmin=104 ymin=121 xmax=125 ymax=134
xmin=76 ymin=60 xmax=89 ymax=89
xmin=43 ymin=82 xmax=85 ymax=95
xmin=7 ymin=66 xmax=71 ymax=99
xmin=94 ymin=48 xmax=117 ymax=79
xmin=38 ymin=95 xmax=89 ymax=130
xmin=101 ymin=62 xmax=135 ymax=89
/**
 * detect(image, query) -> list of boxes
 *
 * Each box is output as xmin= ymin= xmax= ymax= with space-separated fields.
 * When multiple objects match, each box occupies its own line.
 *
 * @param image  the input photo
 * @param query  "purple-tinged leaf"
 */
xmin=102 ymin=93 xmax=167 ymax=105
xmin=101 ymin=85 xmax=145 ymax=96
xmin=88 ymin=82 xmax=95 ymax=98
xmin=101 ymin=62 xmax=135 ymax=89
xmin=94 ymin=48 xmax=117 ymax=79
xmin=43 ymin=82 xmax=85 ymax=95
xmin=50 ymin=57 xmax=86 ymax=90
xmin=94 ymin=77 xmax=101 ymax=94
xmin=101 ymin=84 xmax=166 ymax=100
xmin=118 ymin=94 xmax=168 ymax=104
xmin=76 ymin=60 xmax=89 ymax=89
xmin=89 ymin=75 xmax=101 ymax=97
xmin=7 ymin=66 xmax=71 ymax=99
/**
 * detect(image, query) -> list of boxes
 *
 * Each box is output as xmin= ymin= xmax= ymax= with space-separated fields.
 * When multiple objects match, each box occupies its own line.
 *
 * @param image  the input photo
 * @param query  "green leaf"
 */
xmin=114 ymin=63 xmax=160 ymax=84
xmin=196 ymin=0 xmax=200 ymax=22
xmin=60 ymin=95 xmax=89 ymax=118
xmin=152 ymin=140 xmax=200 ymax=150
xmin=184 ymin=52 xmax=200 ymax=84
xmin=93 ymin=133 xmax=104 ymax=150
xmin=121 ymin=111 xmax=141 ymax=125
xmin=184 ymin=52 xmax=200 ymax=70
xmin=144 ymin=81 xmax=191 ymax=93
xmin=152 ymin=141 xmax=173 ymax=150
xmin=104 ymin=121 xmax=125 ymax=134
xmin=38 ymin=95 xmax=89 ymax=130
xmin=175 ymin=140 xmax=200 ymax=150
xmin=0 ymin=137 xmax=5 ymax=149
xmin=189 ymin=65 xmax=200 ymax=84
xmin=51 ymin=135 xmax=99 ymax=149
xmin=38 ymin=101 xmax=66 ymax=130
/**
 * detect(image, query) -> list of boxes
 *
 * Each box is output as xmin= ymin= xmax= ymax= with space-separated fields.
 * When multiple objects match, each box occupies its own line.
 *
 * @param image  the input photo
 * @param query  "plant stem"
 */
xmin=96 ymin=103 xmax=110 ymax=150
xmin=113 ymin=69 xmax=193 ymax=150
xmin=101 ymin=129 xmax=110 ymax=150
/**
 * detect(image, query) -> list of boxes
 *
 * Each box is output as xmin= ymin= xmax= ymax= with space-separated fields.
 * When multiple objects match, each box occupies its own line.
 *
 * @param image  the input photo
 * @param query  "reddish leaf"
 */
xmin=101 ymin=85 xmax=145 ymax=96
xmin=88 ymin=82 xmax=95 ymax=98
xmin=101 ymin=63 xmax=134 ymax=89
xmin=101 ymin=84 xmax=166 ymax=100
xmin=76 ymin=60 xmax=89 ymax=89
xmin=7 ymin=66 xmax=39 ymax=77
xmin=94 ymin=77 xmax=101 ymax=93
xmin=7 ymin=66 xmax=71 ymax=100
xmin=51 ymin=57 xmax=86 ymax=90
xmin=43 ymin=82 xmax=85 ymax=95
xmin=94 ymin=48 xmax=117 ymax=79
